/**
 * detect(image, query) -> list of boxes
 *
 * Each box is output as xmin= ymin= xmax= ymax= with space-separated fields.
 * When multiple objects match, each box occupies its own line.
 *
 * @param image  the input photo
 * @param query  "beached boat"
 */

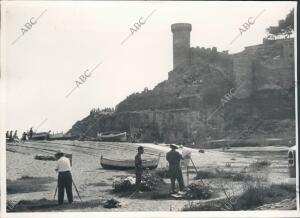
xmin=100 ymin=154 xmax=161 ymax=170
xmin=97 ymin=132 xmax=127 ymax=142
xmin=48 ymin=133 xmax=78 ymax=140
xmin=31 ymin=132 xmax=50 ymax=140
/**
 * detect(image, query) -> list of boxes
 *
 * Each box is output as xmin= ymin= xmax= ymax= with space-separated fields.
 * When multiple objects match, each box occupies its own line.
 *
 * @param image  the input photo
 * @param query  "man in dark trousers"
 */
xmin=29 ymin=128 xmax=33 ymax=140
xmin=21 ymin=132 xmax=27 ymax=141
xmin=166 ymin=144 xmax=185 ymax=194
xmin=55 ymin=151 xmax=73 ymax=205
xmin=135 ymin=146 xmax=144 ymax=192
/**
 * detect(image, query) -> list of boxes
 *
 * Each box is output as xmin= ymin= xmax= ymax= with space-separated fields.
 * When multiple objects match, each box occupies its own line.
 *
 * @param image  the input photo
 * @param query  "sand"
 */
xmin=6 ymin=140 xmax=293 ymax=211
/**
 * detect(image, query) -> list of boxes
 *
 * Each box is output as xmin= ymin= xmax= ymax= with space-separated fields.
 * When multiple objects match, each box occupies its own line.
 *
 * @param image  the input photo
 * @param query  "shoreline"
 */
xmin=6 ymin=140 xmax=294 ymax=212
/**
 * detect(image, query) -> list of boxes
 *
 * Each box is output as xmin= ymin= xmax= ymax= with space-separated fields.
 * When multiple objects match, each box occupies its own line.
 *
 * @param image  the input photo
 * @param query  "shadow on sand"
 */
xmin=7 ymin=176 xmax=56 ymax=194
xmin=8 ymin=198 xmax=104 ymax=212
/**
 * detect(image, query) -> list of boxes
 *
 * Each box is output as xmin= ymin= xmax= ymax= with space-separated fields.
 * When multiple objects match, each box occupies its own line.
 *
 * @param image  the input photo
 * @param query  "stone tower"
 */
xmin=171 ymin=23 xmax=192 ymax=69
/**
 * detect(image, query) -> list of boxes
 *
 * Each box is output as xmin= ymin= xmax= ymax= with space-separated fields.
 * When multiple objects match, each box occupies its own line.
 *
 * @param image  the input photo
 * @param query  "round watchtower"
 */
xmin=171 ymin=23 xmax=192 ymax=69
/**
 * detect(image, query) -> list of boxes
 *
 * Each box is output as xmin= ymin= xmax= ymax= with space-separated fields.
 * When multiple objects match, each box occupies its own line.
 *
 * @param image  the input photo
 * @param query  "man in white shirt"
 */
xmin=55 ymin=151 xmax=73 ymax=205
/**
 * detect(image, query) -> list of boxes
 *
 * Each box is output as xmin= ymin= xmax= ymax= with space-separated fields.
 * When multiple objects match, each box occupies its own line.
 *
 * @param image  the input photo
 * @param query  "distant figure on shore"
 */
xmin=55 ymin=150 xmax=73 ymax=205
xmin=134 ymin=146 xmax=144 ymax=192
xmin=13 ymin=130 xmax=18 ymax=140
xmin=29 ymin=128 xmax=33 ymax=140
xmin=9 ymin=131 xmax=13 ymax=141
xmin=21 ymin=132 xmax=27 ymax=141
xmin=166 ymin=144 xmax=185 ymax=194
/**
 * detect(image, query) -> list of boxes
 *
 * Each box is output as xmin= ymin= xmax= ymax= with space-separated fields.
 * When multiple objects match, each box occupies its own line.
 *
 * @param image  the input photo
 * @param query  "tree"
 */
xmin=266 ymin=9 xmax=294 ymax=38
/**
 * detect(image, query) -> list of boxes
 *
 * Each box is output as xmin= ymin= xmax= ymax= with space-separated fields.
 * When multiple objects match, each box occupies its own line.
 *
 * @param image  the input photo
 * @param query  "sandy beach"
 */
xmin=6 ymin=141 xmax=295 ymax=212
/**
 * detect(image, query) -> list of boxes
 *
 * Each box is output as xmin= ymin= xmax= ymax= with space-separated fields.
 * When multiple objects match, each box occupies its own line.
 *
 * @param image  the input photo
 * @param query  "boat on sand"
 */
xmin=48 ymin=133 xmax=78 ymax=140
xmin=100 ymin=154 xmax=161 ymax=170
xmin=97 ymin=132 xmax=127 ymax=142
xmin=31 ymin=132 xmax=50 ymax=140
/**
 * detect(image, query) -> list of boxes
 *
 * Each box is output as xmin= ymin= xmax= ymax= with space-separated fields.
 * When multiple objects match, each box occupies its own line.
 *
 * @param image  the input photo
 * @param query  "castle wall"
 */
xmin=68 ymin=24 xmax=295 ymax=146
xmin=282 ymin=39 xmax=294 ymax=67
xmin=190 ymin=47 xmax=233 ymax=79
xmin=232 ymin=54 xmax=254 ymax=99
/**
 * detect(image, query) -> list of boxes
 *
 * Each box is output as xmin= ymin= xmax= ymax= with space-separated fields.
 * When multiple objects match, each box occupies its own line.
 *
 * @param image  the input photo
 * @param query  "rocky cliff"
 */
xmin=68 ymin=38 xmax=296 ymax=147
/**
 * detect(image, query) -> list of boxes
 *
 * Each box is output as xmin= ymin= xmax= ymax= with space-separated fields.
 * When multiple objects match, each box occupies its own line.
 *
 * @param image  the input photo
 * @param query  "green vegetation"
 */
xmin=184 ymin=183 xmax=213 ymax=199
xmin=183 ymin=182 xmax=296 ymax=211
xmin=112 ymin=173 xmax=164 ymax=193
xmin=266 ymin=9 xmax=294 ymax=38
xmin=233 ymin=183 xmax=295 ymax=210
xmin=194 ymin=169 xmax=254 ymax=182
xmin=249 ymin=160 xmax=271 ymax=171
xmin=154 ymin=167 xmax=170 ymax=178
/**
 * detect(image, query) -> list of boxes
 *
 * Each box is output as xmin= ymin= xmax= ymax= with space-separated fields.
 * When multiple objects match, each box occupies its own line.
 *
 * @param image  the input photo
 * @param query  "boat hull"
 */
xmin=100 ymin=155 xmax=160 ymax=170
xmin=31 ymin=133 xmax=49 ymax=140
xmin=97 ymin=132 xmax=127 ymax=142
xmin=49 ymin=135 xmax=78 ymax=140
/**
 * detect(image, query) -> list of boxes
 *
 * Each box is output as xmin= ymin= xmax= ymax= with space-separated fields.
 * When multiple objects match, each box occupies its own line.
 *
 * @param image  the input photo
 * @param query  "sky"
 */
xmin=1 ymin=1 xmax=296 ymax=135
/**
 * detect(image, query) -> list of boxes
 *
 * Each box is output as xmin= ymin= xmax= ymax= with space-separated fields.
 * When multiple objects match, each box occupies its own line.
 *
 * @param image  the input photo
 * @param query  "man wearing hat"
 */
xmin=166 ymin=144 xmax=185 ymax=194
xmin=55 ymin=150 xmax=73 ymax=205
xmin=134 ymin=146 xmax=144 ymax=192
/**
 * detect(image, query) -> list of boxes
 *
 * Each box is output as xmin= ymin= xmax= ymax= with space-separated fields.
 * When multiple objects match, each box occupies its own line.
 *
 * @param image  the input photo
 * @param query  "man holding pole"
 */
xmin=166 ymin=144 xmax=185 ymax=194
xmin=55 ymin=150 xmax=73 ymax=205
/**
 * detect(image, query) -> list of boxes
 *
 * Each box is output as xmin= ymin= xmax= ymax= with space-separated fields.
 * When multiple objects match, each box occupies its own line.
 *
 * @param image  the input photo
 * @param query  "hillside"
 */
xmin=68 ymin=34 xmax=295 ymax=147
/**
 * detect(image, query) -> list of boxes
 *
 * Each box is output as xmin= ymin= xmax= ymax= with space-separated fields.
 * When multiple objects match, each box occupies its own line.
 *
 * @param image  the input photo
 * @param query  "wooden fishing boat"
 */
xmin=100 ymin=154 xmax=161 ymax=170
xmin=48 ymin=133 xmax=78 ymax=140
xmin=31 ymin=132 xmax=50 ymax=140
xmin=97 ymin=132 xmax=127 ymax=142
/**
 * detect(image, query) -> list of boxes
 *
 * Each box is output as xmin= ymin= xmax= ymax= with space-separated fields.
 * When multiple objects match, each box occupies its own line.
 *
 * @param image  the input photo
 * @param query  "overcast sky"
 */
xmin=1 ymin=1 xmax=296 ymax=135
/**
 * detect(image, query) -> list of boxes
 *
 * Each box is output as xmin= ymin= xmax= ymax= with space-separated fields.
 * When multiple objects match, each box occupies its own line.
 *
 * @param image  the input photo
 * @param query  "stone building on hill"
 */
xmin=68 ymin=23 xmax=295 ymax=147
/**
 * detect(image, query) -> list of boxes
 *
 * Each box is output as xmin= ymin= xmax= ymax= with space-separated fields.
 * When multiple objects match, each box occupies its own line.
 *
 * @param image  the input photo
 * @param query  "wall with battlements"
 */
xmin=68 ymin=24 xmax=295 ymax=146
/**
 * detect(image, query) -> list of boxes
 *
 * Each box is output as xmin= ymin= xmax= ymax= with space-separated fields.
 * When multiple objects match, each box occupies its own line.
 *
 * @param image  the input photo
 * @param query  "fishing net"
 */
xmin=112 ymin=172 xmax=164 ymax=192
xmin=103 ymin=198 xmax=121 ymax=208
xmin=184 ymin=183 xmax=213 ymax=199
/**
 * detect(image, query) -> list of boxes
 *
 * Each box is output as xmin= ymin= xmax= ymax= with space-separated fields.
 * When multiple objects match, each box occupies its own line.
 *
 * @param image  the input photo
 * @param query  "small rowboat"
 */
xmin=97 ymin=132 xmax=127 ymax=142
xmin=100 ymin=154 xmax=161 ymax=170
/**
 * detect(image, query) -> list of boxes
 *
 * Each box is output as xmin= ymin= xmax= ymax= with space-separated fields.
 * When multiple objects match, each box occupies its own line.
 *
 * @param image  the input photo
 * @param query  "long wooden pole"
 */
xmin=72 ymin=180 xmax=82 ymax=201
xmin=186 ymin=164 xmax=189 ymax=186
xmin=53 ymin=185 xmax=58 ymax=200
xmin=190 ymin=157 xmax=206 ymax=186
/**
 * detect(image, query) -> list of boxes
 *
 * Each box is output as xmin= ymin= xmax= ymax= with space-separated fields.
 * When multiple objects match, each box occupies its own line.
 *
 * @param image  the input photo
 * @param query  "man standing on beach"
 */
xmin=21 ymin=132 xmax=27 ymax=141
xmin=29 ymin=128 xmax=33 ymax=140
xmin=9 ymin=131 xmax=13 ymax=141
xmin=134 ymin=146 xmax=144 ymax=192
xmin=166 ymin=144 xmax=185 ymax=194
xmin=55 ymin=151 xmax=73 ymax=205
xmin=13 ymin=130 xmax=19 ymax=140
